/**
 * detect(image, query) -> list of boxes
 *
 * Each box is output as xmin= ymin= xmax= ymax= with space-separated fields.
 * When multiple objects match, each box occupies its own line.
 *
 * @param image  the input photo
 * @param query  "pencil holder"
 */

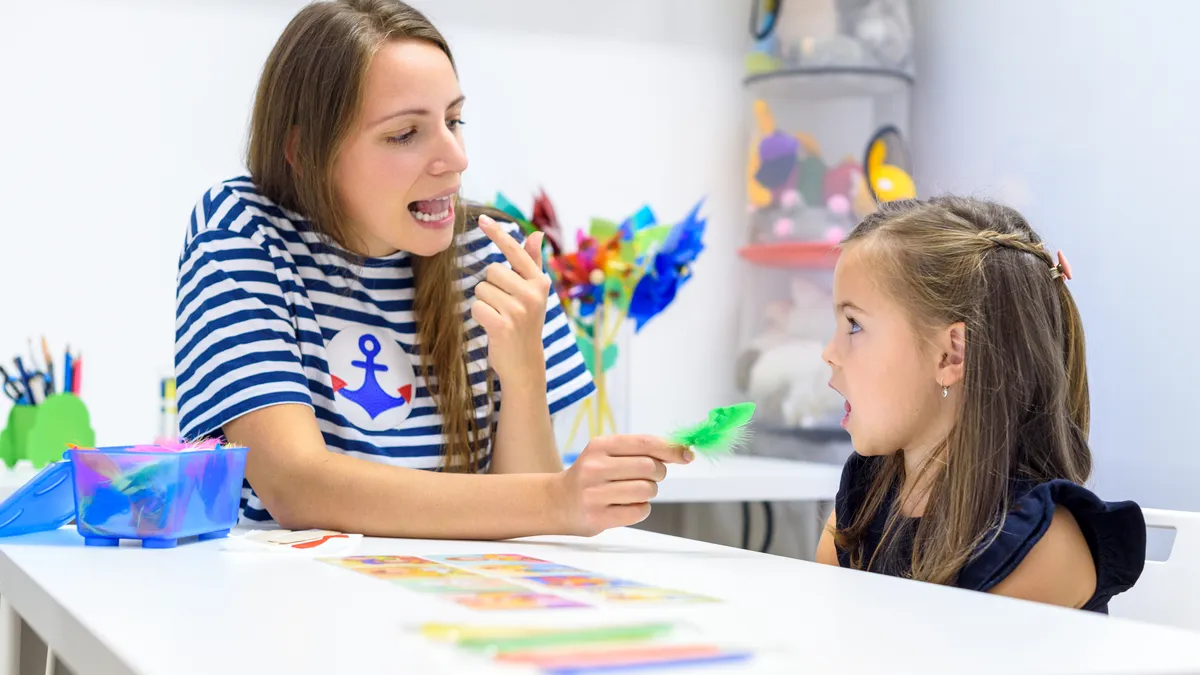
xmin=0 ymin=394 xmax=95 ymax=469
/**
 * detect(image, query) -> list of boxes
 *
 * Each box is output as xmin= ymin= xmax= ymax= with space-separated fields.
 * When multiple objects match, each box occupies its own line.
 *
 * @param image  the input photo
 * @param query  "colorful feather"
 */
xmin=668 ymin=403 xmax=756 ymax=458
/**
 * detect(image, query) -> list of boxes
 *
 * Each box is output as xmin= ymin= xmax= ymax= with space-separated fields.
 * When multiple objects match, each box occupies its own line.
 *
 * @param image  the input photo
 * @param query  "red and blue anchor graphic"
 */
xmin=330 ymin=334 xmax=413 ymax=419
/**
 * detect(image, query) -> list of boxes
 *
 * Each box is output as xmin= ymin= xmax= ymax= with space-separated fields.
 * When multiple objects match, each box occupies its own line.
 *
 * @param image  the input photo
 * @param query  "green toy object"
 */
xmin=669 ymin=403 xmax=757 ymax=458
xmin=0 ymin=394 xmax=95 ymax=468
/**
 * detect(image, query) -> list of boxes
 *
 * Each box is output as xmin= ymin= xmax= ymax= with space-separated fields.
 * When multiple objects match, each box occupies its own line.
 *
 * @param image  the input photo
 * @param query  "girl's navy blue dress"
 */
xmin=834 ymin=453 xmax=1146 ymax=612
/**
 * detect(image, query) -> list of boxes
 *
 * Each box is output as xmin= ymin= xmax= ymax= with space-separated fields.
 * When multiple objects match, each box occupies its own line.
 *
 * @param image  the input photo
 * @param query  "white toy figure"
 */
xmin=737 ymin=276 xmax=844 ymax=428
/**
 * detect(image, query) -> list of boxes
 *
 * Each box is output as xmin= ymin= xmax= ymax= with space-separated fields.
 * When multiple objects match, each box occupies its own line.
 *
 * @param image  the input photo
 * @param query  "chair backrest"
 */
xmin=1108 ymin=508 xmax=1200 ymax=631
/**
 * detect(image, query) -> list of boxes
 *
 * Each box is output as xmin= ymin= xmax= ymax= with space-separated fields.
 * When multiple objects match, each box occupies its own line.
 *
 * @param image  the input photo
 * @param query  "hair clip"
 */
xmin=1052 ymin=250 xmax=1073 ymax=281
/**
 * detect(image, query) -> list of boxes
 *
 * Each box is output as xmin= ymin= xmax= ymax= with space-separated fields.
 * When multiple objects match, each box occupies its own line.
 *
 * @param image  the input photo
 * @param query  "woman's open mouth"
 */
xmin=408 ymin=196 xmax=454 ymax=229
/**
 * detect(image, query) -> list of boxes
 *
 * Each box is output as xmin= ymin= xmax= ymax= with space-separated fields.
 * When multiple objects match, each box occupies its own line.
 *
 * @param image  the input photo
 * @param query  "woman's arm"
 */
xmin=226 ymin=404 xmax=564 ymax=539
xmin=470 ymin=215 xmax=568 ymax=474
xmin=225 ymin=403 xmax=691 ymax=538
xmin=489 ymin=374 xmax=561 ymax=474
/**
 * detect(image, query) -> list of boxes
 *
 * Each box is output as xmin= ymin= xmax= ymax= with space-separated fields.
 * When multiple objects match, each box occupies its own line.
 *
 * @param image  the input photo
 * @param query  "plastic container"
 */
xmin=736 ymin=10 xmax=915 ymax=434
xmin=746 ymin=0 xmax=915 ymax=79
xmin=0 ymin=444 xmax=248 ymax=548
xmin=68 ymin=446 xmax=248 ymax=548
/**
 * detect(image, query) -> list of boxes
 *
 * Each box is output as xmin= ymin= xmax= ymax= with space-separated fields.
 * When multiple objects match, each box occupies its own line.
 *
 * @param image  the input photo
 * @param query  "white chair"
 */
xmin=1109 ymin=508 xmax=1200 ymax=631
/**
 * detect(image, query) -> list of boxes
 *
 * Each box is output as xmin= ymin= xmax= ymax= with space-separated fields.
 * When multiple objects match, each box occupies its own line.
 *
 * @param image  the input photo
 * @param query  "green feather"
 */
xmin=669 ymin=403 xmax=756 ymax=458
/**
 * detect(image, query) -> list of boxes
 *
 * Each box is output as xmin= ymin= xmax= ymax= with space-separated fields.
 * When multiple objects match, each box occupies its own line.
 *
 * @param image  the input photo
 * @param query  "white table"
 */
xmin=1 ymin=526 xmax=1198 ymax=675
xmin=652 ymin=456 xmax=841 ymax=504
xmin=0 ymin=456 xmax=843 ymax=507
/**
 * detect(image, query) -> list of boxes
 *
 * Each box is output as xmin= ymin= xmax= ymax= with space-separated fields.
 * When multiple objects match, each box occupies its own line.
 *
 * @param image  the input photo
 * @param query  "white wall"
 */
xmin=911 ymin=0 xmax=1200 ymax=510
xmin=0 ymin=0 xmax=746 ymax=445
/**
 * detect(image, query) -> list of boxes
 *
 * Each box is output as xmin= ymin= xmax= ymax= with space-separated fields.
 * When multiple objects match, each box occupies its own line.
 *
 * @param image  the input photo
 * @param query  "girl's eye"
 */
xmin=447 ymin=118 xmax=465 ymax=131
xmin=848 ymin=318 xmax=862 ymax=335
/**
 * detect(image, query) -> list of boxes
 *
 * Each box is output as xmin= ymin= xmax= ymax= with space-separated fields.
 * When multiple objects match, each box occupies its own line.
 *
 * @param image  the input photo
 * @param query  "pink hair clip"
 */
xmin=1054 ymin=250 xmax=1073 ymax=281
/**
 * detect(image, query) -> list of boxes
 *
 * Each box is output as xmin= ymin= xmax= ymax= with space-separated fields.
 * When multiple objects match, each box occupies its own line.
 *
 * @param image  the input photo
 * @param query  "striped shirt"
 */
xmin=175 ymin=176 xmax=594 ymax=522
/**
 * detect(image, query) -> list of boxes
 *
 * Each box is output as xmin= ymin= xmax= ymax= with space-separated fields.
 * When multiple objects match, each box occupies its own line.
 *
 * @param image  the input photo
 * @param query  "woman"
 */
xmin=174 ymin=0 xmax=690 ymax=539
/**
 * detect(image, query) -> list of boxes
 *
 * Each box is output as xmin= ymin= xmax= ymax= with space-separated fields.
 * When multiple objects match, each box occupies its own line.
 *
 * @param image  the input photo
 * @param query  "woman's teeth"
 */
xmin=409 ymin=196 xmax=452 ymax=222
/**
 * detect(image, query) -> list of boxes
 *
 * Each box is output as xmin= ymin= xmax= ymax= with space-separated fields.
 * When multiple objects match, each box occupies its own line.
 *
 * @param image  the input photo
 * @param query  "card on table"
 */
xmin=449 ymin=591 xmax=590 ymax=611
xmin=471 ymin=562 xmax=583 ymax=576
xmin=425 ymin=554 xmax=549 ymax=564
xmin=331 ymin=555 xmax=433 ymax=566
xmin=393 ymin=576 xmax=532 ymax=595
xmin=320 ymin=553 xmax=719 ymax=610
xmin=584 ymin=586 xmax=718 ymax=604
xmin=523 ymin=574 xmax=641 ymax=589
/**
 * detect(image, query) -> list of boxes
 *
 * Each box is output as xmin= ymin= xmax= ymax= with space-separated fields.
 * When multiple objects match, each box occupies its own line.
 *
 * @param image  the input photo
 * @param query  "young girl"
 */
xmin=174 ymin=0 xmax=691 ymax=539
xmin=815 ymin=196 xmax=1145 ymax=612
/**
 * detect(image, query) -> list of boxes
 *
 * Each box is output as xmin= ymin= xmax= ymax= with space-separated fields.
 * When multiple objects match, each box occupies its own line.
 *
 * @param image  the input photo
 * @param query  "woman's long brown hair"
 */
xmin=246 ymin=0 xmax=491 ymax=472
xmin=834 ymin=196 xmax=1091 ymax=584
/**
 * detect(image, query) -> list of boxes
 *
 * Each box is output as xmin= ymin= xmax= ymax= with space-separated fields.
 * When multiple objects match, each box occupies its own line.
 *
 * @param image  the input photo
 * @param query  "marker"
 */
xmin=63 ymin=349 xmax=73 ymax=395
xmin=72 ymin=354 xmax=82 ymax=396
xmin=40 ymin=337 xmax=55 ymax=396
xmin=13 ymin=357 xmax=35 ymax=405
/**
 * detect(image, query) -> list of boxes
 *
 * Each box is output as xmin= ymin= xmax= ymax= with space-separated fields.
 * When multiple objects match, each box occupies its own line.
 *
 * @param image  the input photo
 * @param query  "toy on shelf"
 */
xmin=0 ymin=439 xmax=248 ymax=548
xmin=744 ymin=101 xmax=918 ymax=258
xmin=863 ymin=124 xmax=916 ymax=203
xmin=747 ymin=99 xmax=875 ymax=247
xmin=746 ymin=0 xmax=915 ymax=78
xmin=735 ymin=276 xmax=844 ymax=428
xmin=490 ymin=192 xmax=708 ymax=449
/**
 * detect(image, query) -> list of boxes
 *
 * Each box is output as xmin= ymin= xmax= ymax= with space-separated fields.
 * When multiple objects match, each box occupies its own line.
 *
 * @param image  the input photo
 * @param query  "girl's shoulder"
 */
xmin=833 ymin=452 xmax=1147 ymax=612
xmin=962 ymin=479 xmax=1146 ymax=611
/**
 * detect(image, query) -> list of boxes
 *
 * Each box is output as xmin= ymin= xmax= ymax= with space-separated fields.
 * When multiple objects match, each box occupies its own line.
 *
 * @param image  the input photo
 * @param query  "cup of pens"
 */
xmin=0 ymin=339 xmax=94 ymax=468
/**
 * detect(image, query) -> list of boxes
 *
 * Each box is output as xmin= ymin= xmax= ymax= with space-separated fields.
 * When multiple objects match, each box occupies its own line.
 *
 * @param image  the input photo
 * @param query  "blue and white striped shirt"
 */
xmin=175 ymin=177 xmax=594 ymax=522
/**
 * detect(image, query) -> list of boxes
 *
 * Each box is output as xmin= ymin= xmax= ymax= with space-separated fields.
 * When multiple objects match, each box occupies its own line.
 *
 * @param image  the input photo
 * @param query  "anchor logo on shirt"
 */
xmin=329 ymin=332 xmax=415 ymax=422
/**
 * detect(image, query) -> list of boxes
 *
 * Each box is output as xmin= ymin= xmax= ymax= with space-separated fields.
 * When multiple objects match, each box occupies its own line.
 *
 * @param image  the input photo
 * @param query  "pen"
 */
xmin=13 ymin=357 xmax=36 ymax=405
xmin=64 ymin=348 xmax=73 ymax=395
xmin=41 ymin=337 xmax=55 ymax=396
xmin=72 ymin=354 xmax=82 ymax=396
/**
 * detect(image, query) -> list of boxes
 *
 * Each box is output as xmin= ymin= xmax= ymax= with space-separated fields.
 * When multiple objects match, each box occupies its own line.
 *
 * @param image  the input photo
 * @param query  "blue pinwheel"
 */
xmin=627 ymin=199 xmax=707 ymax=332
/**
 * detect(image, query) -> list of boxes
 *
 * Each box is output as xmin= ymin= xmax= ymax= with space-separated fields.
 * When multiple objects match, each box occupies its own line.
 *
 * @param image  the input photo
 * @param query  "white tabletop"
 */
xmin=0 ymin=456 xmax=843 ymax=508
xmin=0 ymin=527 xmax=1197 ymax=675
xmin=640 ymin=455 xmax=843 ymax=504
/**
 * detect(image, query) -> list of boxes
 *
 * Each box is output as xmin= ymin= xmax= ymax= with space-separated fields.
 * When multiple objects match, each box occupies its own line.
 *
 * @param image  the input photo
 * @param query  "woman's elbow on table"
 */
xmin=222 ymin=403 xmax=333 ymax=529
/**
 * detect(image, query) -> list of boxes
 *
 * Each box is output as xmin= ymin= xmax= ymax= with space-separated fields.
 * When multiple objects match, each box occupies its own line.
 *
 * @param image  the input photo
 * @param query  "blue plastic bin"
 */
xmin=68 ymin=446 xmax=248 ymax=548
xmin=0 ymin=445 xmax=248 ymax=548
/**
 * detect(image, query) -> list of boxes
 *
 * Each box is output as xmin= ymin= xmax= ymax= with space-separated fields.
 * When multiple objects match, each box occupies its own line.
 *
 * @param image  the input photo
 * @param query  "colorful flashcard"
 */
xmin=426 ymin=554 xmax=548 ymax=564
xmin=524 ymin=574 xmax=642 ymax=589
xmin=585 ymin=586 xmax=718 ymax=604
xmin=471 ymin=562 xmax=583 ymax=576
xmin=393 ymin=576 xmax=531 ymax=595
xmin=450 ymin=591 xmax=589 ymax=611
xmin=333 ymin=555 xmax=432 ymax=566
xmin=417 ymin=621 xmax=756 ymax=673
xmin=319 ymin=553 xmax=720 ymax=611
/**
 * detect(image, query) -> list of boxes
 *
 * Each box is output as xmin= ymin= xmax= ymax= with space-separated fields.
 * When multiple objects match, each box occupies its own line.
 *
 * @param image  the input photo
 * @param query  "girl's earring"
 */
xmin=939 ymin=379 xmax=949 ymax=398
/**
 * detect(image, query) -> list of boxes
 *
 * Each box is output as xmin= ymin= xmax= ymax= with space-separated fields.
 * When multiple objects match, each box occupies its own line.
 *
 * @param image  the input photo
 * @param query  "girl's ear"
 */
xmin=937 ymin=321 xmax=966 ymax=387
